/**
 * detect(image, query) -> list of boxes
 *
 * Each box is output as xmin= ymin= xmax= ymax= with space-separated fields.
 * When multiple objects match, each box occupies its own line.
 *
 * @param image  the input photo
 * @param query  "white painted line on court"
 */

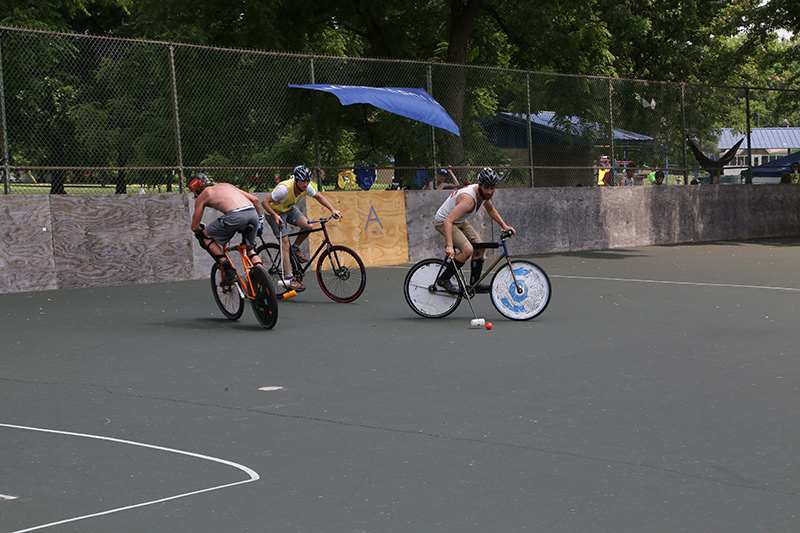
xmin=259 ymin=386 xmax=283 ymax=391
xmin=1 ymin=494 xmax=19 ymax=500
xmin=551 ymin=274 xmax=800 ymax=292
xmin=1 ymin=423 xmax=260 ymax=533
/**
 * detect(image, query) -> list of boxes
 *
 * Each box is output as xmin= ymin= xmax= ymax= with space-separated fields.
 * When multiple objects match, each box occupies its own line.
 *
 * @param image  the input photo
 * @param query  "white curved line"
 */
xmin=1 ymin=423 xmax=260 ymax=533
xmin=551 ymin=275 xmax=800 ymax=292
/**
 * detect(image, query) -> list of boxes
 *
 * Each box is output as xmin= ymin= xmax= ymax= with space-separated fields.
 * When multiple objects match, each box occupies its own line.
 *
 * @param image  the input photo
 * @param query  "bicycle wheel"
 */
xmin=490 ymin=260 xmax=551 ymax=320
xmin=256 ymin=242 xmax=288 ymax=294
xmin=248 ymin=265 xmax=279 ymax=329
xmin=210 ymin=263 xmax=244 ymax=320
xmin=316 ymin=245 xmax=366 ymax=303
xmin=403 ymin=258 xmax=461 ymax=318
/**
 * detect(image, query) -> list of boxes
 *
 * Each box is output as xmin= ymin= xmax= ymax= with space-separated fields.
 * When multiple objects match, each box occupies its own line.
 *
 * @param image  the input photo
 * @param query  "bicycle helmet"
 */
xmin=293 ymin=166 xmax=313 ymax=182
xmin=187 ymin=172 xmax=212 ymax=195
xmin=477 ymin=167 xmax=500 ymax=187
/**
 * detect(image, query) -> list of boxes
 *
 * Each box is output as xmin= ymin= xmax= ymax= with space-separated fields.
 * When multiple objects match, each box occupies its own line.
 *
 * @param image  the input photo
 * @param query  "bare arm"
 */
xmin=260 ymin=194 xmax=282 ymax=227
xmin=191 ymin=196 xmax=207 ymax=232
xmin=244 ymin=191 xmax=262 ymax=214
xmin=483 ymin=200 xmax=515 ymax=233
xmin=313 ymin=193 xmax=341 ymax=219
xmin=442 ymin=196 xmax=475 ymax=258
xmin=446 ymin=169 xmax=459 ymax=187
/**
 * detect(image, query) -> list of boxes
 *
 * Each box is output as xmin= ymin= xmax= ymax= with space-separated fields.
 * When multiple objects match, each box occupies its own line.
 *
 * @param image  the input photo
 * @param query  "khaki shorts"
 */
xmin=434 ymin=220 xmax=479 ymax=251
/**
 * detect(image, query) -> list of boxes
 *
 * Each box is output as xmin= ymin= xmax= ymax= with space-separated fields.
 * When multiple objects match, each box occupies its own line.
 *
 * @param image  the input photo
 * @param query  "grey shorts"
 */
xmin=267 ymin=205 xmax=304 ymax=239
xmin=206 ymin=206 xmax=258 ymax=248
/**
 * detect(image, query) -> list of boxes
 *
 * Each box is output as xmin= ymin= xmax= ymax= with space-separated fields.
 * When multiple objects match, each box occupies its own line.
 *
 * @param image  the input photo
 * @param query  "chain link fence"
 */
xmin=1 ymin=26 xmax=798 ymax=194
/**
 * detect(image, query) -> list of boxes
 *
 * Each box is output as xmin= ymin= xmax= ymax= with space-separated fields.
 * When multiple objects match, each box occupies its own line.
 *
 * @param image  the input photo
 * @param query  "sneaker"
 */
xmin=220 ymin=265 xmax=238 ymax=287
xmin=287 ymin=278 xmax=306 ymax=292
xmin=436 ymin=278 xmax=460 ymax=295
xmin=292 ymin=246 xmax=309 ymax=263
xmin=473 ymin=283 xmax=491 ymax=294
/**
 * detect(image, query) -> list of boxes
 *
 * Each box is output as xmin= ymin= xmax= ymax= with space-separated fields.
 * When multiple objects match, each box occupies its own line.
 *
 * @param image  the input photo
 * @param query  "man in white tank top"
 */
xmin=433 ymin=167 xmax=515 ymax=294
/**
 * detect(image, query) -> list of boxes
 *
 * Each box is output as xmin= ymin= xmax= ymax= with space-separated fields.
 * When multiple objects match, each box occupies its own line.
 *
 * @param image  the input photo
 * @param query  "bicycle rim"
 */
xmin=249 ymin=265 xmax=279 ymax=329
xmin=210 ymin=263 xmax=244 ymax=320
xmin=490 ymin=261 xmax=551 ymax=320
xmin=403 ymin=259 xmax=460 ymax=318
xmin=316 ymin=245 xmax=366 ymax=303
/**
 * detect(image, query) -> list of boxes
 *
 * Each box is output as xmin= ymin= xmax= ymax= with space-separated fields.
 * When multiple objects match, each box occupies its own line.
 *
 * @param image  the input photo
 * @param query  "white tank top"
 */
xmin=434 ymin=185 xmax=480 ymax=224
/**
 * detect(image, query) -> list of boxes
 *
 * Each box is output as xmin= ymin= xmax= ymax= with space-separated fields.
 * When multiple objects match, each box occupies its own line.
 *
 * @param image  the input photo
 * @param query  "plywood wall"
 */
xmin=306 ymin=190 xmax=409 ymax=267
xmin=2 ymin=185 xmax=799 ymax=294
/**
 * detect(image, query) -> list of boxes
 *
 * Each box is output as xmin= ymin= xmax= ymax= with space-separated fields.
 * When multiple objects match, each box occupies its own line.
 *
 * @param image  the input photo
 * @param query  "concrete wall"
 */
xmin=404 ymin=185 xmax=800 ymax=263
xmin=2 ymin=185 xmax=798 ymax=294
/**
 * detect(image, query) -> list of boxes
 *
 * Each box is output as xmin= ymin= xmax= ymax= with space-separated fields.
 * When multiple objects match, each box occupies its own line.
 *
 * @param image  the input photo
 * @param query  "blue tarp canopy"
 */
xmin=742 ymin=150 xmax=800 ymax=178
xmin=289 ymin=84 xmax=460 ymax=136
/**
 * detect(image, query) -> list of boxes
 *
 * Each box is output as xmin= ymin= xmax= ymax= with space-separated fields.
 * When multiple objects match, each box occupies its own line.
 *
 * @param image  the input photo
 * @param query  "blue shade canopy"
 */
xmin=289 ymin=84 xmax=460 ymax=136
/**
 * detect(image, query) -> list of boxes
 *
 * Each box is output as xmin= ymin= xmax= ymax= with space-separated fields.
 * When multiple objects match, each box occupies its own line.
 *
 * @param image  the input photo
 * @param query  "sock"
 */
xmin=439 ymin=259 xmax=464 ymax=282
xmin=470 ymin=259 xmax=484 ymax=285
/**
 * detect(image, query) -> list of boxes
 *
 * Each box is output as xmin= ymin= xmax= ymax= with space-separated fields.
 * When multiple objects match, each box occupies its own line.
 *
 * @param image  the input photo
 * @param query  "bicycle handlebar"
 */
xmin=306 ymin=214 xmax=341 ymax=225
xmin=500 ymin=228 xmax=515 ymax=240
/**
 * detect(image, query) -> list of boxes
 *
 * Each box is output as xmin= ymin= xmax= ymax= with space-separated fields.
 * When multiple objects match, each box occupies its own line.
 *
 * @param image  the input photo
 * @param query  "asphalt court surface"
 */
xmin=2 ymin=237 xmax=800 ymax=532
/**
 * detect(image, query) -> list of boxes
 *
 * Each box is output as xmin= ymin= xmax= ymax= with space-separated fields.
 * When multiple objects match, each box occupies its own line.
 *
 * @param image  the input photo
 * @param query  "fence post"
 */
xmin=680 ymin=83 xmax=687 ymax=185
xmin=168 ymin=44 xmax=185 ymax=191
xmin=607 ymin=78 xmax=616 ymax=170
xmin=0 ymin=32 xmax=10 ymax=195
xmin=526 ymin=71 xmax=534 ymax=188
xmin=745 ymin=87 xmax=753 ymax=184
xmin=309 ymin=57 xmax=322 ymax=190
xmin=427 ymin=63 xmax=437 ymax=173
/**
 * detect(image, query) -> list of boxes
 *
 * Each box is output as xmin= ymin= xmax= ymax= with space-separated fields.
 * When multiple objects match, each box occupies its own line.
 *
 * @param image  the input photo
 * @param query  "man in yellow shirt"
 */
xmin=261 ymin=166 xmax=341 ymax=291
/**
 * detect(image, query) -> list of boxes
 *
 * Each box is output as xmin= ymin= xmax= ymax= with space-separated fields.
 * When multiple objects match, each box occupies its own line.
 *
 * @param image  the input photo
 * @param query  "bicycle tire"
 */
xmin=490 ymin=260 xmax=551 ymax=320
xmin=316 ymin=245 xmax=366 ymax=303
xmin=210 ymin=263 xmax=244 ymax=320
xmin=403 ymin=258 xmax=461 ymax=318
xmin=256 ymin=242 xmax=288 ymax=295
xmin=248 ymin=265 xmax=279 ymax=329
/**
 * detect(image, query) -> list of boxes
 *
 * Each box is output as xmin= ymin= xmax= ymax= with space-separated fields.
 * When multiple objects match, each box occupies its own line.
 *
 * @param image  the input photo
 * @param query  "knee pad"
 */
xmin=195 ymin=230 xmax=225 ymax=262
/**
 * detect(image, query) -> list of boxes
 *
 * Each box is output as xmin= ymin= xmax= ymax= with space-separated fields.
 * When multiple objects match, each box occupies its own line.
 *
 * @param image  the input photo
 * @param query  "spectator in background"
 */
xmin=780 ymin=172 xmax=793 ymax=184
xmin=423 ymin=165 xmax=460 ymax=190
xmin=597 ymin=156 xmax=612 ymax=186
xmin=617 ymin=165 xmax=636 ymax=186
xmin=653 ymin=170 xmax=665 ymax=185
xmin=790 ymin=161 xmax=799 ymax=184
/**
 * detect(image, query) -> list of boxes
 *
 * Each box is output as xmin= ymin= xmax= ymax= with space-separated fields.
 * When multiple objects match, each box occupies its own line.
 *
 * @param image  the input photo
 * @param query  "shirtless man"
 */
xmin=189 ymin=173 xmax=263 ymax=286
xmin=433 ymin=167 xmax=515 ymax=294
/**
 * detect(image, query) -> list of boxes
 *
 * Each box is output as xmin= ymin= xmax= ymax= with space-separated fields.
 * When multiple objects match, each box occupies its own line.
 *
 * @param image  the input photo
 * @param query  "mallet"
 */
xmin=452 ymin=259 xmax=485 ymax=328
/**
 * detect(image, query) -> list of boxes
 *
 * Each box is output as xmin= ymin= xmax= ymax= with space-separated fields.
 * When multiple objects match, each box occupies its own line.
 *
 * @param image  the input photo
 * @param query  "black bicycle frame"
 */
xmin=259 ymin=219 xmax=334 ymax=278
xmin=437 ymin=238 xmax=521 ymax=294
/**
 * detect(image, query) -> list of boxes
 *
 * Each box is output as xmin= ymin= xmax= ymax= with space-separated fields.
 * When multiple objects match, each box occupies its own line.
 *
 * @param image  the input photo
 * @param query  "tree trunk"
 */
xmin=48 ymin=140 xmax=68 ymax=195
xmin=439 ymin=0 xmax=484 ymax=177
xmin=116 ymin=155 xmax=127 ymax=194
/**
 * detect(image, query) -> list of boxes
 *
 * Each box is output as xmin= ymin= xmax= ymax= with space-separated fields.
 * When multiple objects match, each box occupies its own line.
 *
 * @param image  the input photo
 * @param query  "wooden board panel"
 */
xmin=306 ymin=191 xmax=409 ymax=267
xmin=0 ymin=196 xmax=58 ymax=293
xmin=50 ymin=195 xmax=193 ymax=290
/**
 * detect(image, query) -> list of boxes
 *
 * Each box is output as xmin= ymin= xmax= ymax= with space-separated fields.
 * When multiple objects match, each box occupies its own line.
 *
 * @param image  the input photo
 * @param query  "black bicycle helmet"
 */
xmin=293 ymin=166 xmax=313 ymax=182
xmin=477 ymin=167 xmax=500 ymax=187
xmin=187 ymin=172 xmax=212 ymax=194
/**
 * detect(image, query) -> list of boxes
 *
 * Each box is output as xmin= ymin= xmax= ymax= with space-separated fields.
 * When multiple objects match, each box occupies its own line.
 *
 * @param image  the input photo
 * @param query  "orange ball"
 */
xmin=485 ymin=322 xmax=493 ymax=330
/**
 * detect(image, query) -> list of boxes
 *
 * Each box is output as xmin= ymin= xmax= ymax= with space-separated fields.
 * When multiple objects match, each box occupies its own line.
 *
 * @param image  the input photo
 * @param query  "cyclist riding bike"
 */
xmin=189 ymin=172 xmax=264 ymax=287
xmin=260 ymin=165 xmax=341 ymax=292
xmin=433 ymin=167 xmax=515 ymax=294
